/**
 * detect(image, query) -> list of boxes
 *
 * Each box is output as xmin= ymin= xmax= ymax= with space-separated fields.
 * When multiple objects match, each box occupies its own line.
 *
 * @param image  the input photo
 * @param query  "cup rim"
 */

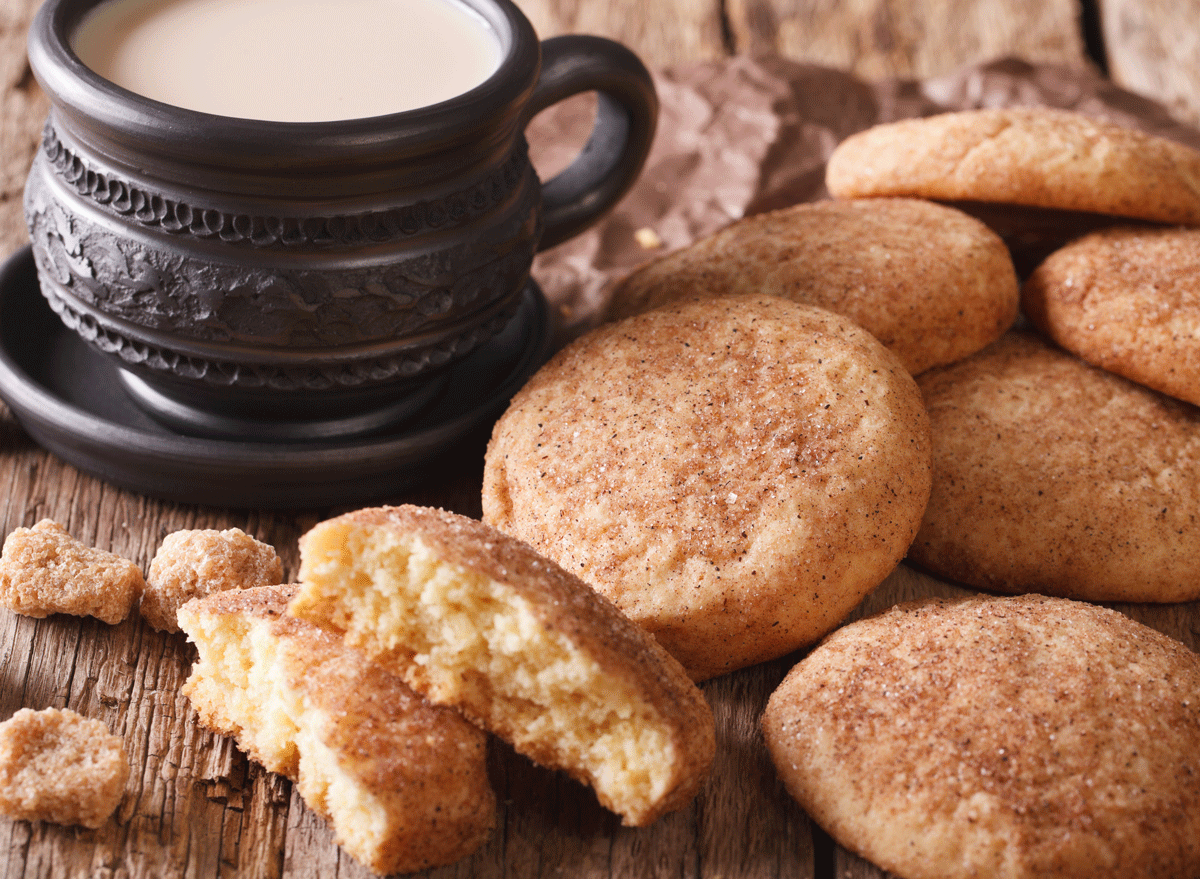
xmin=28 ymin=0 xmax=541 ymax=169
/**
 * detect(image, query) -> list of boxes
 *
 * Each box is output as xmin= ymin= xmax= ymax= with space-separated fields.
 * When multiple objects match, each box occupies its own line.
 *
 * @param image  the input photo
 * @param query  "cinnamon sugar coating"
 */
xmin=1023 ymin=225 xmax=1200 ymax=406
xmin=911 ymin=330 xmax=1200 ymax=601
xmin=606 ymin=197 xmax=1019 ymax=374
xmin=0 ymin=519 xmax=144 ymax=624
xmin=0 ymin=707 xmax=128 ymax=829
xmin=826 ymin=107 xmax=1200 ymax=225
xmin=142 ymin=527 xmax=283 ymax=632
xmin=178 ymin=584 xmax=494 ymax=875
xmin=761 ymin=594 xmax=1200 ymax=879
xmin=291 ymin=504 xmax=715 ymax=827
xmin=483 ymin=295 xmax=932 ymax=680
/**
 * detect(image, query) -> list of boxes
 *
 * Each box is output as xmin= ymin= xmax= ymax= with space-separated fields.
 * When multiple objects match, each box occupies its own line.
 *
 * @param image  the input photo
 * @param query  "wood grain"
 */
xmin=0 ymin=0 xmax=46 ymax=255
xmin=1098 ymin=0 xmax=1200 ymax=125
xmin=512 ymin=0 xmax=728 ymax=67
xmin=724 ymin=0 xmax=1089 ymax=79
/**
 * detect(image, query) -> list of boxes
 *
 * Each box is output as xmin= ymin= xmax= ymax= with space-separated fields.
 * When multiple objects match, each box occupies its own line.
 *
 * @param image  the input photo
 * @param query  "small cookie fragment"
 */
xmin=483 ymin=295 xmax=932 ymax=680
xmin=0 ymin=707 xmax=129 ymax=829
xmin=1022 ymin=225 xmax=1200 ymax=407
xmin=826 ymin=107 xmax=1200 ymax=226
xmin=761 ymin=594 xmax=1200 ymax=879
xmin=142 ymin=527 xmax=283 ymax=632
xmin=178 ymin=585 xmax=494 ymax=875
xmin=911 ymin=330 xmax=1200 ymax=602
xmin=289 ymin=505 xmax=715 ymax=828
xmin=0 ymin=519 xmax=144 ymax=624
xmin=606 ymin=197 xmax=1019 ymax=375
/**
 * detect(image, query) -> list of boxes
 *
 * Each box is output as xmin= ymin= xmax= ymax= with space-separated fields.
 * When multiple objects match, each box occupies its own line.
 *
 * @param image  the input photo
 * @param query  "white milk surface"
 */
xmin=73 ymin=0 xmax=503 ymax=122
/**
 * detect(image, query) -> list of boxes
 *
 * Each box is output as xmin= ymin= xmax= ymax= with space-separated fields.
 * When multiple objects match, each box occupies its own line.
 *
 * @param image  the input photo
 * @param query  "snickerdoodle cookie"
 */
xmin=178 ymin=584 xmax=495 ymax=875
xmin=1022 ymin=225 xmax=1200 ymax=406
xmin=825 ymin=107 xmax=1200 ymax=225
xmin=482 ymin=295 xmax=932 ymax=681
xmin=761 ymin=594 xmax=1200 ymax=879
xmin=910 ymin=330 xmax=1200 ymax=601
xmin=605 ymin=198 xmax=1019 ymax=375
xmin=289 ymin=504 xmax=714 ymax=827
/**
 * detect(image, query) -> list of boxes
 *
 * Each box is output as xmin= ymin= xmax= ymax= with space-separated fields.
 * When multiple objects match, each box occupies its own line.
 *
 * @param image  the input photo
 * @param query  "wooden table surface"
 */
xmin=3 ymin=1 xmax=1200 ymax=877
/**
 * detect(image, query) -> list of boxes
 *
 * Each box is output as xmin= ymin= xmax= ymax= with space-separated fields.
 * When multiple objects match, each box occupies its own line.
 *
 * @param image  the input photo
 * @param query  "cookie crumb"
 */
xmin=634 ymin=227 xmax=663 ymax=249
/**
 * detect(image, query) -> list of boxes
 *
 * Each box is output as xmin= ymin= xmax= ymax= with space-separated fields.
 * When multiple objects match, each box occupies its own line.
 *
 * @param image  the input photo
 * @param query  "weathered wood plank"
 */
xmin=1098 ymin=0 xmax=1200 ymax=125
xmin=724 ymin=0 xmax=1089 ymax=79
xmin=0 ymin=0 xmax=44 ymax=255
xmin=836 ymin=848 xmax=900 ymax=878
xmin=512 ymin=0 xmax=728 ymax=67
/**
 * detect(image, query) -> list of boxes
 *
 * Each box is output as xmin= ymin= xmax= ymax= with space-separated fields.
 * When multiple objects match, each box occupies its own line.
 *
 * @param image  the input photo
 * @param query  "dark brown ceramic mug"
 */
xmin=23 ymin=0 xmax=656 ymax=440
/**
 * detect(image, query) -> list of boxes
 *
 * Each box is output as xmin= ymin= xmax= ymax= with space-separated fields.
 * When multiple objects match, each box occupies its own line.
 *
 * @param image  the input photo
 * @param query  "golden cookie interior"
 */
xmin=289 ymin=504 xmax=715 ymax=828
xmin=178 ymin=584 xmax=495 ymax=876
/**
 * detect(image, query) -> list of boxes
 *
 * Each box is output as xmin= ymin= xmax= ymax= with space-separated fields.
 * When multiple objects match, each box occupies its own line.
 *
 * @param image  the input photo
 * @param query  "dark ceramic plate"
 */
xmin=0 ymin=246 xmax=552 ymax=509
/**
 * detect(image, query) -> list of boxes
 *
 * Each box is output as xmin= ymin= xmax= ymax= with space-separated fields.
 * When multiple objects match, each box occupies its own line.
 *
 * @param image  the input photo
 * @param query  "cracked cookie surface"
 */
xmin=911 ymin=329 xmax=1200 ymax=601
xmin=483 ymin=295 xmax=932 ymax=680
xmin=762 ymin=593 xmax=1200 ymax=879
xmin=826 ymin=107 xmax=1200 ymax=225
xmin=605 ymin=197 xmax=1019 ymax=375
xmin=1022 ymin=224 xmax=1200 ymax=407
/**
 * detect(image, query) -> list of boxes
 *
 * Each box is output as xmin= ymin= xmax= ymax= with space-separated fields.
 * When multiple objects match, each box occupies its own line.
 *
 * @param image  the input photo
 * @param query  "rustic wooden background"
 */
xmin=2 ymin=0 xmax=1200 ymax=877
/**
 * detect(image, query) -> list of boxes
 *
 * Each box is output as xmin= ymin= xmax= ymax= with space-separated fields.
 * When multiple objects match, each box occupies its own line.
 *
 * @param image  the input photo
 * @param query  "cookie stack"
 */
xmin=481 ymin=165 xmax=1064 ymax=682
xmin=825 ymin=107 xmax=1200 ymax=605
xmin=758 ymin=107 xmax=1200 ymax=879
xmin=480 ymin=104 xmax=1200 ymax=878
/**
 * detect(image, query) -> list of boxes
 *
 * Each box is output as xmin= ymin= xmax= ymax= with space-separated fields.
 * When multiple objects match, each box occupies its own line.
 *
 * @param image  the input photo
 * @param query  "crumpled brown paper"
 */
xmin=527 ymin=55 xmax=1200 ymax=346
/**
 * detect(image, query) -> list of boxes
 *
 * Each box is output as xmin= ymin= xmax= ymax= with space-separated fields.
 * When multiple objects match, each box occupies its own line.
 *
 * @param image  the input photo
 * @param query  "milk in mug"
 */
xmin=72 ymin=0 xmax=504 ymax=122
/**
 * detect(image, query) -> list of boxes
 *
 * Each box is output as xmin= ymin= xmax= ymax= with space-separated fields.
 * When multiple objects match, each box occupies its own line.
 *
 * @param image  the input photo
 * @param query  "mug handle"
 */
xmin=524 ymin=35 xmax=658 ymax=251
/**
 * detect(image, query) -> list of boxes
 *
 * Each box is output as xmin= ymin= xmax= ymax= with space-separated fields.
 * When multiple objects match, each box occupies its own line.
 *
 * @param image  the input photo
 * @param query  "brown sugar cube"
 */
xmin=0 ymin=519 xmax=144 ymax=624
xmin=0 ymin=707 xmax=129 ymax=829
xmin=142 ymin=528 xmax=283 ymax=632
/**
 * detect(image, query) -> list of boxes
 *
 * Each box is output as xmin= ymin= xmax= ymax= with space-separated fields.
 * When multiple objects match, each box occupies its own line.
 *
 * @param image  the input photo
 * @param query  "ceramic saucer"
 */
xmin=0 ymin=246 xmax=553 ymax=509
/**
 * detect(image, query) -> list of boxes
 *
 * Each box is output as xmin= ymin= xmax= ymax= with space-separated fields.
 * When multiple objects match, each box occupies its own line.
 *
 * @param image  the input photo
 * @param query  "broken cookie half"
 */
xmin=289 ymin=504 xmax=716 ymax=828
xmin=178 ymin=584 xmax=495 ymax=876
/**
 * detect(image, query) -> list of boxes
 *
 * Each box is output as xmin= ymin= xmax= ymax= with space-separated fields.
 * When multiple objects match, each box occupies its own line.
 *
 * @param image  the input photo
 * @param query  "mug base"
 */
xmin=0 ymin=245 xmax=554 ymax=508
xmin=116 ymin=368 xmax=451 ymax=442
